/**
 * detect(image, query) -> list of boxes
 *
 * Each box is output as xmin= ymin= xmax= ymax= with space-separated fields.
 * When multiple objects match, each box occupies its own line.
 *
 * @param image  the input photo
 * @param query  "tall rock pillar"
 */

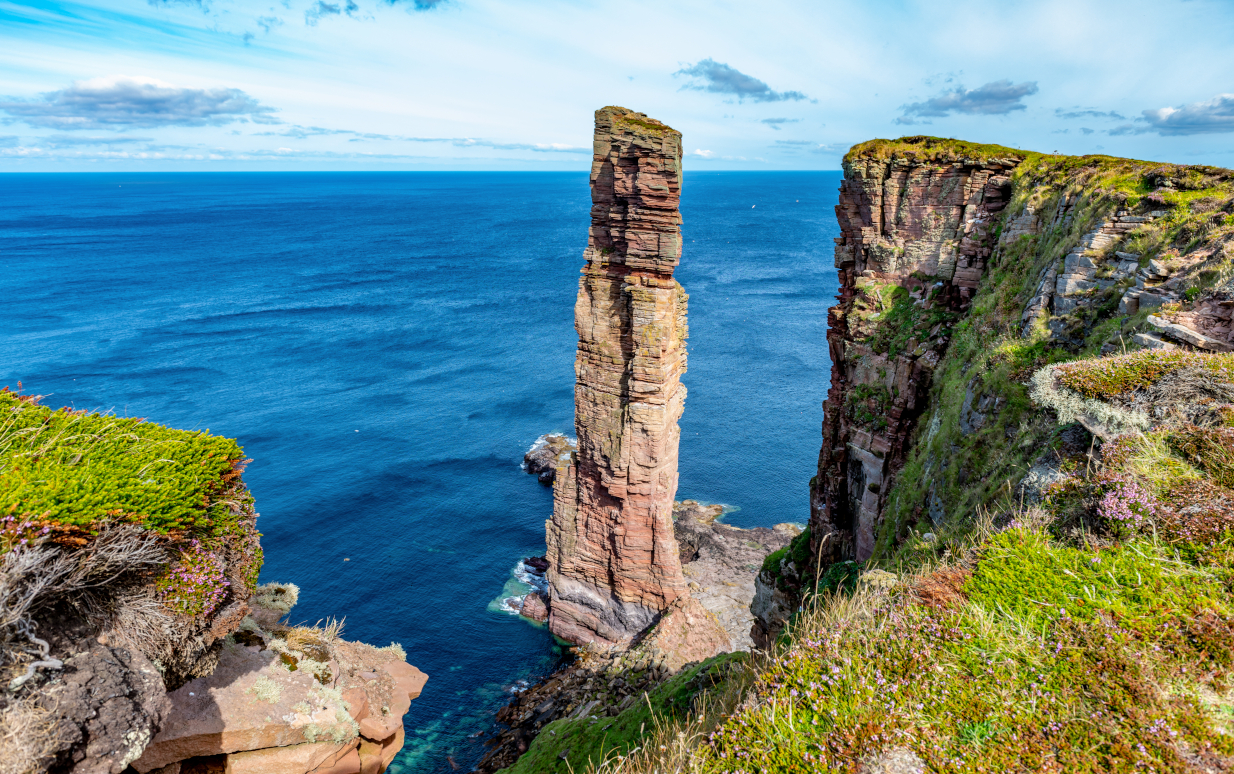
xmin=546 ymin=106 xmax=694 ymax=647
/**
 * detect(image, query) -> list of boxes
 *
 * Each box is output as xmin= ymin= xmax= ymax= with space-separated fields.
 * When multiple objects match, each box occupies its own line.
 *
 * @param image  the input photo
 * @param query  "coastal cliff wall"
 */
xmin=546 ymin=106 xmax=698 ymax=647
xmin=754 ymin=136 xmax=1234 ymax=646
xmin=815 ymin=151 xmax=1018 ymax=563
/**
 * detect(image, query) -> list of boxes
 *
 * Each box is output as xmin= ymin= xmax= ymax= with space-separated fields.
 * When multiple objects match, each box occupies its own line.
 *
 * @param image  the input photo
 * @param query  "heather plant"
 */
xmin=0 ymin=515 xmax=50 ymax=554
xmin=156 ymin=539 xmax=230 ymax=617
xmin=1052 ymin=350 xmax=1234 ymax=400
xmin=1097 ymin=476 xmax=1159 ymax=529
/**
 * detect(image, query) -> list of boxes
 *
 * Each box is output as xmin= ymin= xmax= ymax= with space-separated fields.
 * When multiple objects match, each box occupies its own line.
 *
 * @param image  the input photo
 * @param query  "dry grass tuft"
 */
xmin=0 ymin=697 xmax=61 ymax=774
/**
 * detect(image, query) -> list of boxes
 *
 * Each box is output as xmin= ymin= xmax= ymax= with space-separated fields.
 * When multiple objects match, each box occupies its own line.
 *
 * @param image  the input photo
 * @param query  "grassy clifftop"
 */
xmin=1 ymin=389 xmax=249 ymax=545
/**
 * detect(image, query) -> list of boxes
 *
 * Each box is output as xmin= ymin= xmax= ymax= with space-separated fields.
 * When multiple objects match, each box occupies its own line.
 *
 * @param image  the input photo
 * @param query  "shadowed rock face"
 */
xmin=546 ymin=106 xmax=692 ymax=647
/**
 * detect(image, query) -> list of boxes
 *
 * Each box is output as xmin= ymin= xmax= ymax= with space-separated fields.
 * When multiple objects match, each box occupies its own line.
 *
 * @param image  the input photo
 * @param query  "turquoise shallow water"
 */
xmin=0 ymin=170 xmax=840 ymax=772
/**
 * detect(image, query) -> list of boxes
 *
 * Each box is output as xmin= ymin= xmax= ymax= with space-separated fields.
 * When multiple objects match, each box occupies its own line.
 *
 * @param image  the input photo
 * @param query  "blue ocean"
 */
xmin=0 ymin=171 xmax=840 ymax=772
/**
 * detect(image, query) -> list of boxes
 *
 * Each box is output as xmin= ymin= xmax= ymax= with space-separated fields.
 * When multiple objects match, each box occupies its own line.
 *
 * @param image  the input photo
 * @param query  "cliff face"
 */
xmin=546 ymin=106 xmax=705 ymax=647
xmin=814 ymin=151 xmax=1019 ymax=564
xmin=753 ymin=136 xmax=1234 ymax=647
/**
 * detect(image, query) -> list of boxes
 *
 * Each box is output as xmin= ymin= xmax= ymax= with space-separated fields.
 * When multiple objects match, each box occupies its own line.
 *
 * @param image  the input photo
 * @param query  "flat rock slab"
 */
xmin=674 ymin=514 xmax=796 ymax=651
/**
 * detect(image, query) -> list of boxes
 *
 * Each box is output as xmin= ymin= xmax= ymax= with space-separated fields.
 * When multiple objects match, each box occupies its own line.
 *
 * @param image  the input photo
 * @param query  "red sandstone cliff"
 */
xmin=546 ymin=107 xmax=727 ymax=654
xmin=812 ymin=150 xmax=1019 ymax=564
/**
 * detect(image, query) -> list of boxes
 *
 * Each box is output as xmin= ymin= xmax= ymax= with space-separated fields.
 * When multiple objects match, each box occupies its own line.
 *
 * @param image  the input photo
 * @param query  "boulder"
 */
xmin=518 ymin=592 xmax=549 ymax=623
xmin=132 ymin=633 xmax=425 ymax=774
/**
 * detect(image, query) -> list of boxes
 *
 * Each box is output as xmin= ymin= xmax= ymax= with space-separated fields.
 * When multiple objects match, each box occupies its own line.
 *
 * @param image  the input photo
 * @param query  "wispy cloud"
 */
xmin=387 ymin=0 xmax=449 ymax=9
xmin=1055 ymin=107 xmax=1125 ymax=120
xmin=0 ymin=135 xmax=18 ymax=148
xmin=252 ymin=124 xmax=588 ymax=151
xmin=675 ymin=59 xmax=807 ymax=103
xmin=147 ymin=0 xmax=209 ymax=11
xmin=0 ymin=76 xmax=278 ymax=130
xmin=896 ymin=79 xmax=1038 ymax=124
xmin=760 ymin=118 xmax=799 ymax=130
xmin=44 ymin=134 xmax=156 ymax=145
xmin=305 ymin=0 xmax=358 ymax=25
xmin=773 ymin=140 xmax=840 ymax=154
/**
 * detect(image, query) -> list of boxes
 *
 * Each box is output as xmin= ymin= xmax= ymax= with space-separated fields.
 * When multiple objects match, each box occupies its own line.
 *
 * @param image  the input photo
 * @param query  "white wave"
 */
xmin=499 ymin=595 xmax=527 ymax=615
xmin=514 ymin=559 xmax=548 ymax=593
xmin=507 ymin=679 xmax=531 ymax=694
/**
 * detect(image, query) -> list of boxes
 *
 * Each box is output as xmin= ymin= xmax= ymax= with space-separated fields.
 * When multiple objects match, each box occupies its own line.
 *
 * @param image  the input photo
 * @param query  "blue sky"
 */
xmin=2 ymin=0 xmax=1233 ymax=170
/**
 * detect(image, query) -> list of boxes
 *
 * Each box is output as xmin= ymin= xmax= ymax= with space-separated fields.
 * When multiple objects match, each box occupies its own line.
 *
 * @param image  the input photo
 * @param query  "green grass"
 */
xmin=845 ymin=136 xmax=1029 ymax=164
xmin=698 ymin=528 xmax=1234 ymax=773
xmin=498 ymin=654 xmax=746 ymax=774
xmin=0 ymin=389 xmax=249 ymax=545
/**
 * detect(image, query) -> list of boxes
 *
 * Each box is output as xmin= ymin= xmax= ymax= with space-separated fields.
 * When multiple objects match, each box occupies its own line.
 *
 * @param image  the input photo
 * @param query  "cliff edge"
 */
xmin=0 ymin=390 xmax=426 ymax=774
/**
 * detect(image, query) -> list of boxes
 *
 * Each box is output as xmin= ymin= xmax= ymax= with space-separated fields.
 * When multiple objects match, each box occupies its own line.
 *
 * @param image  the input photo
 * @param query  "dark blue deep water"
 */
xmin=0 ymin=171 xmax=840 ymax=772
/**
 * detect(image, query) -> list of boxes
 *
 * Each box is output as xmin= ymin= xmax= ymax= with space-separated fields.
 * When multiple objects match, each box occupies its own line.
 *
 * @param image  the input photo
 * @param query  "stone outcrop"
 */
xmin=672 ymin=505 xmax=797 ymax=650
xmin=132 ymin=590 xmax=425 ymax=774
xmin=523 ymin=434 xmax=576 ymax=486
xmin=813 ymin=150 xmax=1018 ymax=565
xmin=546 ymin=106 xmax=720 ymax=649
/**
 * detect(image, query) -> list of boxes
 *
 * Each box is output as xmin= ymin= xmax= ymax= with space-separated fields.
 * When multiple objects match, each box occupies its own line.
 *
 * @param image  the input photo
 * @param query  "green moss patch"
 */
xmin=0 ymin=389 xmax=249 ymax=544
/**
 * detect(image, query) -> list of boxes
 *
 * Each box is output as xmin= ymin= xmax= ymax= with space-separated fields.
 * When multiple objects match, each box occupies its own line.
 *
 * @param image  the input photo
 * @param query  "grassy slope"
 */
xmin=499 ymin=654 xmax=746 ymax=774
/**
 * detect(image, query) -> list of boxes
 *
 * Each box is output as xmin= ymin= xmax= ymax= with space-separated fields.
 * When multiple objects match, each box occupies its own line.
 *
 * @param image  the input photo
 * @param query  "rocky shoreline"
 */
xmin=486 ymin=435 xmax=799 ymax=772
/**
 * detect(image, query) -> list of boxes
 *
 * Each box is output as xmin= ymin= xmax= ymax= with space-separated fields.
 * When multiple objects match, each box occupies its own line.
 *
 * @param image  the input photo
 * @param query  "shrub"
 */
xmin=0 ymin=390 xmax=248 ymax=541
xmin=156 ymin=539 xmax=230 ymax=617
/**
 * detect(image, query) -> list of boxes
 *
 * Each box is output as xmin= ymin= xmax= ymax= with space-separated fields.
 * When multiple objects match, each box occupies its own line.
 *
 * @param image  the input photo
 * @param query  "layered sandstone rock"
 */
xmin=813 ymin=150 xmax=1018 ymax=566
xmin=132 ymin=591 xmax=425 ymax=774
xmin=545 ymin=107 xmax=722 ymax=650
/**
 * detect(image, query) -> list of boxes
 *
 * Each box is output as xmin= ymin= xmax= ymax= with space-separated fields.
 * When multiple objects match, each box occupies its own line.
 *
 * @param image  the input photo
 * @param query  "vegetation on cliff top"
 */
xmin=0 ymin=388 xmax=249 ymax=547
xmin=584 ymin=407 xmax=1234 ymax=772
xmin=0 ymin=388 xmax=261 ymax=626
xmin=845 ymin=136 xmax=1028 ymax=165
xmin=499 ymin=653 xmax=749 ymax=774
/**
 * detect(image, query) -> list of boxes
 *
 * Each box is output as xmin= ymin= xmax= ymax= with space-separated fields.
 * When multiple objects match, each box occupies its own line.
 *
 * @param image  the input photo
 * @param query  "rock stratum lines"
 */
xmin=545 ymin=107 xmax=724 ymax=651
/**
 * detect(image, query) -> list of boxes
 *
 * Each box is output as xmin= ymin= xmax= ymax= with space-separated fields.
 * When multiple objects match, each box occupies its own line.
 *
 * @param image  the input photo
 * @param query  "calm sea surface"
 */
xmin=0 ymin=171 xmax=840 ymax=772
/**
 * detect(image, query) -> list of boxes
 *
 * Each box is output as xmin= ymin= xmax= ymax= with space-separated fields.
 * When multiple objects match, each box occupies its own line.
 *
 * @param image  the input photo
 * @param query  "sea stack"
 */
xmin=545 ymin=107 xmax=717 ymax=649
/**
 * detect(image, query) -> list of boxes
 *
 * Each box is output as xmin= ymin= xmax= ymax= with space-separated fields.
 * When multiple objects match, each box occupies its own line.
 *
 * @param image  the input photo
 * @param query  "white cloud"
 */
xmin=1139 ymin=93 xmax=1234 ymax=136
